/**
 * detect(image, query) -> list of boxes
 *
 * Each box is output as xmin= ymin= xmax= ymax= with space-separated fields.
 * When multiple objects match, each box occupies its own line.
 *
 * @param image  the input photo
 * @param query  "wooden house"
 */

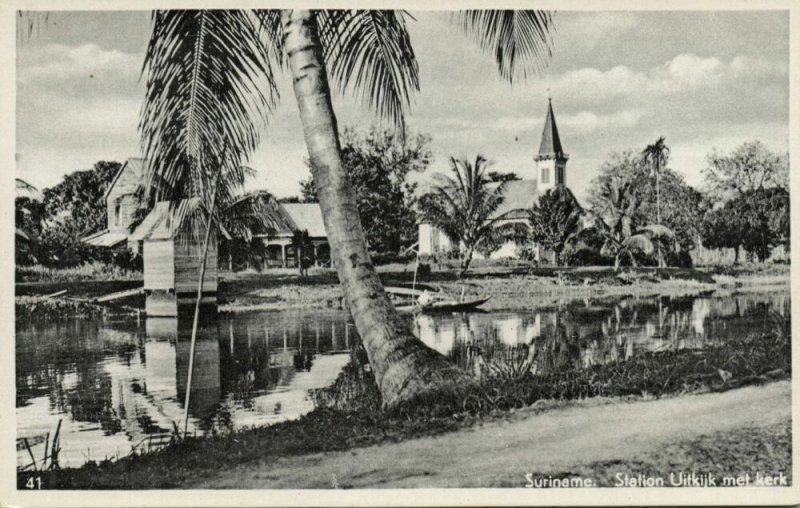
xmin=256 ymin=202 xmax=329 ymax=269
xmin=130 ymin=201 xmax=231 ymax=317
xmin=82 ymin=157 xmax=147 ymax=251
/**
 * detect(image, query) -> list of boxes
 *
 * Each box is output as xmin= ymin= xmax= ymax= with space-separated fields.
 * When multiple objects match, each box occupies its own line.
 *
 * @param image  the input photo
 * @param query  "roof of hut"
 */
xmin=279 ymin=203 xmax=327 ymax=238
xmin=130 ymin=201 xmax=232 ymax=242
xmin=103 ymin=157 xmax=146 ymax=200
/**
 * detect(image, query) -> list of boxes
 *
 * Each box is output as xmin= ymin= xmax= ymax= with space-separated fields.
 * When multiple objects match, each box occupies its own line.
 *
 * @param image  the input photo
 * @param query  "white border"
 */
xmin=1 ymin=0 xmax=798 ymax=506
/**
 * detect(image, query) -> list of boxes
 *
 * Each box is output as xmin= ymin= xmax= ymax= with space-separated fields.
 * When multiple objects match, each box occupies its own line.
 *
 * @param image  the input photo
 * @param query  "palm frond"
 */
xmin=140 ymin=9 xmax=278 ymax=217
xmin=317 ymin=10 xmax=420 ymax=132
xmin=252 ymin=10 xmax=284 ymax=67
xmin=452 ymin=10 xmax=554 ymax=83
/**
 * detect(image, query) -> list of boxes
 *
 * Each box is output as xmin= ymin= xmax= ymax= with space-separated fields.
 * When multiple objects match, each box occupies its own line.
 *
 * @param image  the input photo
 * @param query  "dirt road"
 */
xmin=187 ymin=381 xmax=790 ymax=489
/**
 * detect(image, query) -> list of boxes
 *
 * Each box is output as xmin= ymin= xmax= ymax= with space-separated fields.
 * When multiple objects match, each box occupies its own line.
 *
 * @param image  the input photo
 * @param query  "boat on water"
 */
xmin=390 ymin=287 xmax=491 ymax=314
xmin=417 ymin=296 xmax=491 ymax=313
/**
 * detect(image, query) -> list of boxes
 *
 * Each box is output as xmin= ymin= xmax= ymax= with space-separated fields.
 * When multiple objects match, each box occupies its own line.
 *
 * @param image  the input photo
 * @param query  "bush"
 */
xmin=16 ymin=262 xmax=142 ymax=283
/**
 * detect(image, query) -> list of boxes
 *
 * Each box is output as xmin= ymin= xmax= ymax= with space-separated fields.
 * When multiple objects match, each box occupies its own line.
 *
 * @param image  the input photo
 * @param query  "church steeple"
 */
xmin=534 ymin=98 xmax=568 ymax=190
xmin=537 ymin=98 xmax=566 ymax=159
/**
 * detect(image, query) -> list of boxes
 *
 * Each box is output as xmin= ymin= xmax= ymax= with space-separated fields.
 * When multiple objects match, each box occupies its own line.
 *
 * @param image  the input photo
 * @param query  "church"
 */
xmin=418 ymin=98 xmax=572 ymax=261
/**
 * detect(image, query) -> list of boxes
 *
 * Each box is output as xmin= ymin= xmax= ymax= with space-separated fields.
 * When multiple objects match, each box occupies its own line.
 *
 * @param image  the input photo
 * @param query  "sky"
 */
xmin=15 ymin=10 xmax=790 ymax=202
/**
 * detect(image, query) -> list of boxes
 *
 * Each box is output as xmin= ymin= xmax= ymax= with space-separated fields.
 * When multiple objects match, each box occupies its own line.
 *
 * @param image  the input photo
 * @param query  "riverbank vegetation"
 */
xmin=24 ymin=320 xmax=789 ymax=489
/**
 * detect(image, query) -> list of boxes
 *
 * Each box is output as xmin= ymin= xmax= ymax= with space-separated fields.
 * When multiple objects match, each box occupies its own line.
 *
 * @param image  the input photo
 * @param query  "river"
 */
xmin=16 ymin=288 xmax=789 ymax=468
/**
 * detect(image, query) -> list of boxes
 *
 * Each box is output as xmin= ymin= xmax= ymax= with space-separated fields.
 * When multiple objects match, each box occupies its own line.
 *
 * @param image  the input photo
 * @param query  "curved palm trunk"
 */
xmin=281 ymin=10 xmax=470 ymax=408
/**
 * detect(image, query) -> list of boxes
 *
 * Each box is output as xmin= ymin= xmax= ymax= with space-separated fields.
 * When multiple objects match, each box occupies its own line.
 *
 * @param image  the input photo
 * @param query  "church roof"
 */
xmin=488 ymin=179 xmax=539 ymax=219
xmin=537 ymin=100 xmax=567 ymax=159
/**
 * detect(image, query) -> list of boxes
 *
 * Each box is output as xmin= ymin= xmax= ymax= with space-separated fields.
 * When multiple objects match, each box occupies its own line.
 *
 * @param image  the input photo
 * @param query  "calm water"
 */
xmin=16 ymin=289 xmax=789 ymax=468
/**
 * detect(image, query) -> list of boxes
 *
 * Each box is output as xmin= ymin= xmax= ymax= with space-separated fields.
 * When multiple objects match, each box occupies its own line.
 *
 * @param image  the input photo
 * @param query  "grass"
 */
xmin=16 ymin=262 xmax=142 ymax=283
xmin=15 ymin=295 xmax=109 ymax=322
xmin=24 ymin=323 xmax=790 ymax=489
xmin=512 ymin=419 xmax=791 ymax=488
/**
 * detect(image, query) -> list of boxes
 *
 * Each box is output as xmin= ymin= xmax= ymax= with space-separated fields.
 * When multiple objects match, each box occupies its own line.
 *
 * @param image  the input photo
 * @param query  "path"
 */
xmin=188 ymin=381 xmax=790 ymax=489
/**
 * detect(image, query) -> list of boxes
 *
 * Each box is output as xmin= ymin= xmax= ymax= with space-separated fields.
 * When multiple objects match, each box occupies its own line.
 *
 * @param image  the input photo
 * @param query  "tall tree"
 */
xmin=587 ymin=178 xmax=676 ymax=269
xmin=703 ymin=141 xmax=789 ymax=203
xmin=641 ymin=136 xmax=669 ymax=226
xmin=588 ymin=151 xmax=705 ymax=252
xmin=527 ymin=186 xmax=582 ymax=265
xmin=300 ymin=127 xmax=431 ymax=258
xmin=417 ymin=155 xmax=509 ymax=276
xmin=139 ymin=9 xmax=554 ymax=407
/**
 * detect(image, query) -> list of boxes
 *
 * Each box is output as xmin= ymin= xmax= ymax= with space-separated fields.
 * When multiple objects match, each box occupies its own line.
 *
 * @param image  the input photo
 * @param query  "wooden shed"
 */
xmin=130 ymin=201 xmax=231 ymax=317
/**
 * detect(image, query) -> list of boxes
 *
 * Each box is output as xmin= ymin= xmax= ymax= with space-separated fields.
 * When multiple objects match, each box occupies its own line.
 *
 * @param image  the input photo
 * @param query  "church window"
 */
xmin=557 ymin=166 xmax=564 ymax=185
xmin=541 ymin=167 xmax=550 ymax=184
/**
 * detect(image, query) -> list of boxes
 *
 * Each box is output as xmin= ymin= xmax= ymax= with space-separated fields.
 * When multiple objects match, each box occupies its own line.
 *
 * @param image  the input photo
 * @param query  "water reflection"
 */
xmin=16 ymin=308 xmax=352 ymax=467
xmin=413 ymin=292 xmax=790 ymax=375
xmin=16 ymin=290 xmax=789 ymax=468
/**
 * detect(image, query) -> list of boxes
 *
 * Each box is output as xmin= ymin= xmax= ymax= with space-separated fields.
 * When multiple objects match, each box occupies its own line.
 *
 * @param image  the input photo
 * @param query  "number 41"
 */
xmin=25 ymin=476 xmax=42 ymax=489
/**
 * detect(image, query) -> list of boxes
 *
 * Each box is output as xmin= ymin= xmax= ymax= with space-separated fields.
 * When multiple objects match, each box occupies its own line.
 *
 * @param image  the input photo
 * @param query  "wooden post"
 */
xmin=281 ymin=244 xmax=287 ymax=268
xmin=183 ymin=171 xmax=220 ymax=437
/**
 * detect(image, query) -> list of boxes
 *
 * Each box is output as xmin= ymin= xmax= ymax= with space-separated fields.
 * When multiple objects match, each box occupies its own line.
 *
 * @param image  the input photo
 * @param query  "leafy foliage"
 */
xmin=527 ymin=186 xmax=582 ymax=265
xmin=15 ymin=161 xmax=138 ymax=268
xmin=703 ymin=141 xmax=789 ymax=203
xmin=587 ymin=151 xmax=705 ymax=251
xmin=417 ymin=155 xmax=509 ymax=275
xmin=703 ymin=188 xmax=790 ymax=262
xmin=301 ymin=127 xmax=431 ymax=258
xmin=451 ymin=10 xmax=554 ymax=83
xmin=584 ymin=177 xmax=677 ymax=268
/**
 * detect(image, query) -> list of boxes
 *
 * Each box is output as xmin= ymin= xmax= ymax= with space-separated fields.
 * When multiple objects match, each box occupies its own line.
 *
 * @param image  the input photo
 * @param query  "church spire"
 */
xmin=537 ymin=98 xmax=567 ymax=160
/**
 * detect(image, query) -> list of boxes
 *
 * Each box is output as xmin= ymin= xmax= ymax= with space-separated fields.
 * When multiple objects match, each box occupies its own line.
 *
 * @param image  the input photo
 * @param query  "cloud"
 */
xmin=17 ymin=43 xmax=144 ymax=187
xmin=550 ymin=53 xmax=786 ymax=106
xmin=554 ymin=12 xmax=637 ymax=49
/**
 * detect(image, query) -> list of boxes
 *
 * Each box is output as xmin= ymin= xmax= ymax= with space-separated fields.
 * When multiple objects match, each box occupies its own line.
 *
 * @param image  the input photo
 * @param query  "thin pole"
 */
xmin=182 ymin=172 xmax=221 ymax=437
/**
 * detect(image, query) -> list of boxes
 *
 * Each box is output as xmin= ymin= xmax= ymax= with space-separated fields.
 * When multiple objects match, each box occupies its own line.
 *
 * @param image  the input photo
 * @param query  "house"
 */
xmin=255 ymin=202 xmax=329 ymax=269
xmin=129 ymin=200 xmax=231 ymax=317
xmin=82 ymin=157 xmax=147 ymax=251
xmin=418 ymin=98 xmax=572 ymax=261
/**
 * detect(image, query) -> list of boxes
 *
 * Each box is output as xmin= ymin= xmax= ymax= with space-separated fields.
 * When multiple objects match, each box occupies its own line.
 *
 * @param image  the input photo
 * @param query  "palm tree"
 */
xmin=139 ymin=9 xmax=555 ymax=408
xmin=587 ymin=178 xmax=676 ymax=269
xmin=641 ymin=136 xmax=670 ymax=226
xmin=418 ymin=155 xmax=511 ymax=276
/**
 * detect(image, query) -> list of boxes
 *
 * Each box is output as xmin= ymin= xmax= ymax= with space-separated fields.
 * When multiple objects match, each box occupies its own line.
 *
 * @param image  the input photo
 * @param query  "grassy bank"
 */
xmin=216 ymin=263 xmax=790 ymax=313
xmin=520 ymin=420 xmax=791 ymax=488
xmin=24 ymin=324 xmax=790 ymax=489
xmin=16 ymin=262 xmax=142 ymax=283
xmin=15 ymin=295 xmax=110 ymax=322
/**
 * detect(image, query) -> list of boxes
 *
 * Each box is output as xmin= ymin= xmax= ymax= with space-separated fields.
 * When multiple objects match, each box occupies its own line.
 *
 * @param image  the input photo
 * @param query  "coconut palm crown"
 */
xmin=139 ymin=9 xmax=555 ymax=407
xmin=418 ymin=155 xmax=511 ymax=276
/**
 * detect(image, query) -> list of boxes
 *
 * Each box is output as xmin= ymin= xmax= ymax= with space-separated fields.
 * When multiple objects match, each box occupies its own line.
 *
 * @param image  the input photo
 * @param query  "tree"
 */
xmin=527 ymin=186 xmax=582 ymax=265
xmin=15 ymin=161 xmax=130 ymax=267
xmin=292 ymin=229 xmax=315 ymax=276
xmin=701 ymin=205 xmax=746 ymax=263
xmin=139 ymin=9 xmax=554 ymax=408
xmin=300 ymin=127 xmax=431 ymax=258
xmin=588 ymin=151 xmax=705 ymax=252
xmin=703 ymin=141 xmax=789 ymax=202
xmin=418 ymin=155 xmax=510 ymax=276
xmin=735 ymin=188 xmax=789 ymax=262
xmin=641 ymin=136 xmax=669 ymax=226
xmin=587 ymin=178 xmax=676 ymax=269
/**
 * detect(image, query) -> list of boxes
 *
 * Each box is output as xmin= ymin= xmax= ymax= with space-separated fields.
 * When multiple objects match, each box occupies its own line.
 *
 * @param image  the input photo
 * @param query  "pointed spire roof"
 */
xmin=537 ymin=99 xmax=566 ymax=159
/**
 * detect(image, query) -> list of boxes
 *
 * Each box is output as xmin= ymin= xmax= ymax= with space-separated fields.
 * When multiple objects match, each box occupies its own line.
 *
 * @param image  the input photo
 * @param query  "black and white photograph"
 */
xmin=3 ymin=0 xmax=798 ymax=505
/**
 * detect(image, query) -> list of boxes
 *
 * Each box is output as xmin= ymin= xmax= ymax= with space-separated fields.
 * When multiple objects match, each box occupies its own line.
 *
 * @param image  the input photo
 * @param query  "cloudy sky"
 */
xmin=16 ymin=10 xmax=789 ymax=201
